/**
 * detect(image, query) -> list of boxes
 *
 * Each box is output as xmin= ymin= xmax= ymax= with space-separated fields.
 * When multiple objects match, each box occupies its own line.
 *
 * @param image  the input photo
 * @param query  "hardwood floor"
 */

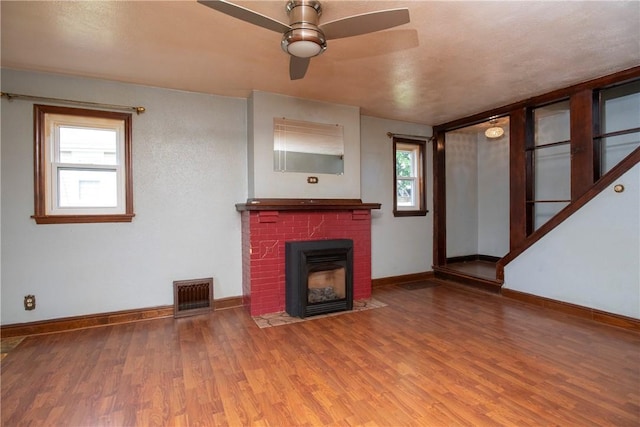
xmin=2 ymin=282 xmax=639 ymax=426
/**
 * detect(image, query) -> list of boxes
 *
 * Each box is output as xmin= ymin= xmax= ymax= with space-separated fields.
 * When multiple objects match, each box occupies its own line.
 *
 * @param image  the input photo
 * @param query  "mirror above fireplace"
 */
xmin=273 ymin=117 xmax=344 ymax=175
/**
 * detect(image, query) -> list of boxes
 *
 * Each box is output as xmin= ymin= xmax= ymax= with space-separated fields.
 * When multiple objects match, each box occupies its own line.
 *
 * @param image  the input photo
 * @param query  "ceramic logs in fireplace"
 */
xmin=285 ymin=239 xmax=354 ymax=318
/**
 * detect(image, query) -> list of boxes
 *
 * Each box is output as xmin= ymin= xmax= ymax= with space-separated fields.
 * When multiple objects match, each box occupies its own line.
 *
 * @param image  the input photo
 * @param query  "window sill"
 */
xmin=393 ymin=210 xmax=428 ymax=217
xmin=32 ymin=214 xmax=135 ymax=224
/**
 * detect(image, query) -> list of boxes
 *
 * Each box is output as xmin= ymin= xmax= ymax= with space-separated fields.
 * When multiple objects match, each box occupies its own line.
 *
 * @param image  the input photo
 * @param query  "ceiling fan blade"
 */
xmin=197 ymin=0 xmax=290 ymax=34
xmin=290 ymin=56 xmax=310 ymax=80
xmin=320 ymin=8 xmax=410 ymax=40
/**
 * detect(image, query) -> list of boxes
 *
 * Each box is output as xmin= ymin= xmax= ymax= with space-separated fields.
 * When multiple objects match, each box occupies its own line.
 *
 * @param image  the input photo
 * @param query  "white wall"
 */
xmin=477 ymin=128 xmax=510 ymax=257
xmin=445 ymin=132 xmax=479 ymax=257
xmin=360 ymin=116 xmax=433 ymax=278
xmin=1 ymin=69 xmax=636 ymax=324
xmin=1 ymin=69 xmax=247 ymax=324
xmin=504 ymin=164 xmax=640 ymax=319
xmin=248 ymin=91 xmax=361 ymax=199
xmin=446 ymin=129 xmax=510 ymax=258
xmin=1 ymin=69 xmax=435 ymax=325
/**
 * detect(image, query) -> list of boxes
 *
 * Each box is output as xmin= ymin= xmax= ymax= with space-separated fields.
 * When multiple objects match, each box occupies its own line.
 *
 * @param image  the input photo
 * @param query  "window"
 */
xmin=596 ymin=79 xmax=640 ymax=176
xmin=393 ymin=137 xmax=427 ymax=217
xmin=33 ymin=105 xmax=134 ymax=224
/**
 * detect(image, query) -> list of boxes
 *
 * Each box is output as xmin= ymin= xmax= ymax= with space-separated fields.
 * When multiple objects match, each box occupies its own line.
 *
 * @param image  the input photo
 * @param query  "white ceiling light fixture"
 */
xmin=485 ymin=119 xmax=504 ymax=139
xmin=283 ymin=38 xmax=325 ymax=58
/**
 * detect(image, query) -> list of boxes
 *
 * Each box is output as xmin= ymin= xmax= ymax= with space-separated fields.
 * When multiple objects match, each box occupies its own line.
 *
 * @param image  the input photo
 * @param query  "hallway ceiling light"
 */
xmin=485 ymin=119 xmax=504 ymax=139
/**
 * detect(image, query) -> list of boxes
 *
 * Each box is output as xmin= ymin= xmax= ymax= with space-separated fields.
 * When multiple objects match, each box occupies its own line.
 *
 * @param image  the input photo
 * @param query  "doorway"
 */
xmin=438 ymin=117 xmax=510 ymax=283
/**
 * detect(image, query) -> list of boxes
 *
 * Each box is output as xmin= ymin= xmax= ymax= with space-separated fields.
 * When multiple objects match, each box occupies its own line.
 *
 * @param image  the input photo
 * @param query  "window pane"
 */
xmin=532 ymin=100 xmax=570 ymax=230
xmin=397 ymin=178 xmax=415 ymax=206
xmin=396 ymin=150 xmax=414 ymax=177
xmin=600 ymin=132 xmax=640 ymax=174
xmin=534 ymin=100 xmax=570 ymax=146
xmin=534 ymin=201 xmax=570 ymax=230
xmin=600 ymin=80 xmax=640 ymax=175
xmin=58 ymin=169 xmax=117 ymax=207
xmin=59 ymin=126 xmax=118 ymax=165
xmin=601 ymin=80 xmax=640 ymax=134
xmin=534 ymin=144 xmax=571 ymax=201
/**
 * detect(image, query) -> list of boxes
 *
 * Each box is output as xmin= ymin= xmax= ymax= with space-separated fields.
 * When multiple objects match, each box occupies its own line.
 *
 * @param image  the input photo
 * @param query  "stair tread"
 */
xmin=433 ymin=267 xmax=503 ymax=294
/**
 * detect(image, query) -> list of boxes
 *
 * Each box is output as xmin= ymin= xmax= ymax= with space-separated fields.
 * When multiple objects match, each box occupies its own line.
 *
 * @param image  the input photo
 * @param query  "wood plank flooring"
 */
xmin=2 ymin=282 xmax=639 ymax=426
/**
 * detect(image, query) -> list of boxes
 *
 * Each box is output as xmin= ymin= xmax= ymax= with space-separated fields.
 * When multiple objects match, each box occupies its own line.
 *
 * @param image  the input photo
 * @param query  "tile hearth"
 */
xmin=252 ymin=298 xmax=387 ymax=328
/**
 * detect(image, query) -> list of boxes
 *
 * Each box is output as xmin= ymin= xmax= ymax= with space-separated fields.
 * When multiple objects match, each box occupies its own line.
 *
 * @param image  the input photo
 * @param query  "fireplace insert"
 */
xmin=285 ymin=239 xmax=353 ymax=318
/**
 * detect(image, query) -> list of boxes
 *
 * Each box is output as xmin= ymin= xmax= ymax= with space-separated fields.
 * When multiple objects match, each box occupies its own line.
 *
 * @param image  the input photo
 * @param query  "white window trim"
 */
xmin=45 ymin=114 xmax=126 ymax=215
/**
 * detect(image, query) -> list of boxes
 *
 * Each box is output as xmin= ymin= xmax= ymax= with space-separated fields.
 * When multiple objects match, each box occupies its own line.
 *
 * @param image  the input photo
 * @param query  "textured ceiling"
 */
xmin=1 ymin=1 xmax=639 ymax=125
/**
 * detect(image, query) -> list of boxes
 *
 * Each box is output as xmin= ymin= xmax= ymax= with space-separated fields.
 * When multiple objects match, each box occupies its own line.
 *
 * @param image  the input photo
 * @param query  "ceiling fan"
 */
xmin=197 ymin=0 xmax=410 ymax=80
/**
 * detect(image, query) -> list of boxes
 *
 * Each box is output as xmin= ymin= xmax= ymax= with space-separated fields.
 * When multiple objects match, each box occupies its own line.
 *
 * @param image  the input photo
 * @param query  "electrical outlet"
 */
xmin=24 ymin=295 xmax=36 ymax=311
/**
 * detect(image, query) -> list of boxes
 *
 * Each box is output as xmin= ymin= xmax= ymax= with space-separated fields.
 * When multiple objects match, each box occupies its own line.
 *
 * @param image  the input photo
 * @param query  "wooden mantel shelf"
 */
xmin=235 ymin=198 xmax=381 ymax=212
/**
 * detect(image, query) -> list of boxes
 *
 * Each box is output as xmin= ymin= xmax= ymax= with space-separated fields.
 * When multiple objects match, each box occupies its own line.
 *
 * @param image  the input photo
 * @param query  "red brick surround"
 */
xmin=240 ymin=209 xmax=374 ymax=316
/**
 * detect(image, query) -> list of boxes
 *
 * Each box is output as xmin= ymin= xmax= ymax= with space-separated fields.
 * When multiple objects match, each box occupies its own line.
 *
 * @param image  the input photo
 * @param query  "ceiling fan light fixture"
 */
xmin=485 ymin=119 xmax=504 ymax=139
xmin=286 ymin=40 xmax=323 ymax=58
xmin=282 ymin=28 xmax=326 ymax=58
xmin=198 ymin=0 xmax=411 ymax=80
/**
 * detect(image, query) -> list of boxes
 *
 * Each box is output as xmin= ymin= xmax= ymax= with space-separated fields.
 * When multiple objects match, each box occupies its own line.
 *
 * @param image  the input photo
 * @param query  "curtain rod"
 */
xmin=386 ymin=132 xmax=433 ymax=142
xmin=0 ymin=91 xmax=146 ymax=114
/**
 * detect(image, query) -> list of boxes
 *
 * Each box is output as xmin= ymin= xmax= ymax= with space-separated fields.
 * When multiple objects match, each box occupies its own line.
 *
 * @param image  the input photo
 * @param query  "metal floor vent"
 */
xmin=173 ymin=278 xmax=213 ymax=318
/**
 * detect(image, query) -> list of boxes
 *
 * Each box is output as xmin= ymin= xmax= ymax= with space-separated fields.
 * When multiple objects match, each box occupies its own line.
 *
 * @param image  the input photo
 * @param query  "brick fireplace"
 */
xmin=237 ymin=199 xmax=381 ymax=316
